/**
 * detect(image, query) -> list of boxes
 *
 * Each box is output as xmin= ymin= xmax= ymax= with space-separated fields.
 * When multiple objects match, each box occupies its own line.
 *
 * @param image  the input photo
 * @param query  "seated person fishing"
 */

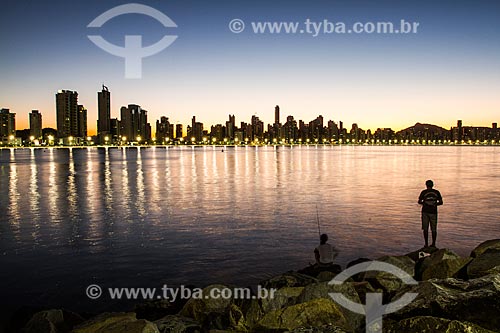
xmin=314 ymin=233 xmax=339 ymax=267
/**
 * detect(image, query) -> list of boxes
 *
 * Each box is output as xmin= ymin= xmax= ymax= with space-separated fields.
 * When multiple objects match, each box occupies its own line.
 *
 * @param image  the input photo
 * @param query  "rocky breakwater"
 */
xmin=9 ymin=239 xmax=500 ymax=333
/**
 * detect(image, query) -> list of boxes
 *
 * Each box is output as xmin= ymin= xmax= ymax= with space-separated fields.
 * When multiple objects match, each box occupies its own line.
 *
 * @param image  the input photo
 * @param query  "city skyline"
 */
xmin=1 ymin=84 xmax=500 ymax=138
xmin=1 ymin=92 xmax=498 ymax=145
xmin=1 ymin=0 xmax=499 ymax=133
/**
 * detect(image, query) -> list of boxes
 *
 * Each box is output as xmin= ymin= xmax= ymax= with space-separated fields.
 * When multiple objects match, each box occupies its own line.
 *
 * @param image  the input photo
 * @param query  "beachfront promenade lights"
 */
xmin=30 ymin=136 xmax=35 ymax=141
xmin=121 ymin=136 xmax=127 ymax=143
xmin=190 ymin=137 xmax=195 ymax=143
xmin=306 ymin=139 xmax=310 ymax=143
xmin=212 ymin=138 xmax=216 ymax=143
xmin=235 ymin=138 xmax=239 ymax=144
xmin=203 ymin=137 xmax=207 ymax=144
xmin=137 ymin=136 xmax=142 ymax=143
xmin=104 ymin=136 xmax=109 ymax=143
xmin=223 ymin=138 xmax=228 ymax=143
xmin=273 ymin=138 xmax=277 ymax=144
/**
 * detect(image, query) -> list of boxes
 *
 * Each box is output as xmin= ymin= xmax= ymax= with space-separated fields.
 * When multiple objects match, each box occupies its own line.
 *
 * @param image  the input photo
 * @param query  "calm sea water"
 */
xmin=1 ymin=146 xmax=499 ymax=313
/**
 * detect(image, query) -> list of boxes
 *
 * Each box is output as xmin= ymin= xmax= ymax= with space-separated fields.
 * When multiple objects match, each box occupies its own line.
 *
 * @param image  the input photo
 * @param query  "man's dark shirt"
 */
xmin=418 ymin=188 xmax=443 ymax=214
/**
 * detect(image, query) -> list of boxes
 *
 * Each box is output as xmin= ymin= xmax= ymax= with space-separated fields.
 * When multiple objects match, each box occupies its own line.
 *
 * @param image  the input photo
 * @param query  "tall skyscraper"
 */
xmin=77 ymin=105 xmax=88 ymax=138
xmin=0 ymin=108 xmax=16 ymax=138
xmin=56 ymin=90 xmax=79 ymax=138
xmin=97 ymin=85 xmax=111 ymax=143
xmin=275 ymin=105 xmax=280 ymax=125
xmin=226 ymin=114 xmax=235 ymax=140
xmin=176 ymin=124 xmax=183 ymax=139
xmin=120 ymin=104 xmax=148 ymax=142
xmin=156 ymin=116 xmax=173 ymax=142
xmin=29 ymin=110 xmax=42 ymax=139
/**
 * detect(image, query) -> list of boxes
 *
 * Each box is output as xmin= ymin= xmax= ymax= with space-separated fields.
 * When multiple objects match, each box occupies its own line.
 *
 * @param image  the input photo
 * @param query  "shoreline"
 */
xmin=3 ymin=239 xmax=499 ymax=333
xmin=2 ymin=142 xmax=500 ymax=150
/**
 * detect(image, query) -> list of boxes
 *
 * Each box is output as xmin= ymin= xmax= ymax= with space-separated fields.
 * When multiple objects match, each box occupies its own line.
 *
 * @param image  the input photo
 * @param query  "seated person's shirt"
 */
xmin=315 ymin=243 xmax=337 ymax=264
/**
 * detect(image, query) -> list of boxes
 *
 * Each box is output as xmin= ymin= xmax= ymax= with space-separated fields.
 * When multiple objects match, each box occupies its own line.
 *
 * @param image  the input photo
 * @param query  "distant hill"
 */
xmin=396 ymin=123 xmax=449 ymax=139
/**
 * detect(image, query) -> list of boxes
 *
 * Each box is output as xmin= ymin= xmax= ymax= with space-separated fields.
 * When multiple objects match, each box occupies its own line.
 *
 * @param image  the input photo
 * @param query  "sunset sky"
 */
xmin=1 ymin=0 xmax=499 ymax=135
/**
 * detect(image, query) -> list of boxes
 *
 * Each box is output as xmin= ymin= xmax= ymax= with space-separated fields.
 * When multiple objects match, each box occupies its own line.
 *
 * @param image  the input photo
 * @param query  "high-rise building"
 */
xmin=77 ymin=105 xmax=88 ymax=138
xmin=457 ymin=120 xmax=463 ymax=141
xmin=226 ymin=114 xmax=235 ymax=140
xmin=0 ymin=108 xmax=16 ymax=138
xmin=29 ymin=110 xmax=42 ymax=139
xmin=56 ymin=90 xmax=81 ymax=138
xmin=156 ymin=116 xmax=173 ymax=142
xmin=110 ymin=118 xmax=121 ymax=141
xmin=120 ymin=104 xmax=148 ymax=142
xmin=175 ymin=124 xmax=183 ymax=139
xmin=275 ymin=105 xmax=280 ymax=125
xmin=97 ymin=85 xmax=111 ymax=143
xmin=191 ymin=116 xmax=203 ymax=142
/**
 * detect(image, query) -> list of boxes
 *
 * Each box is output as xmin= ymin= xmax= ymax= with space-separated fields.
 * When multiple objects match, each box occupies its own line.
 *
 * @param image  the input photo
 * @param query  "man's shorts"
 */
xmin=422 ymin=213 xmax=438 ymax=231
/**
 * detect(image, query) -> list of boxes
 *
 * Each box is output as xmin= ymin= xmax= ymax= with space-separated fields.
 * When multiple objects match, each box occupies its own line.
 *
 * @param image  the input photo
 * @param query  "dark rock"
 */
xmin=415 ymin=249 xmax=471 ymax=281
xmin=260 ymin=287 xmax=304 ymax=313
xmin=405 ymin=246 xmax=439 ymax=262
xmin=351 ymin=281 xmax=382 ymax=305
xmin=285 ymin=324 xmax=349 ymax=333
xmin=296 ymin=281 xmax=363 ymax=332
xmin=135 ymin=299 xmax=187 ymax=322
xmin=5 ymin=306 xmax=45 ymax=333
xmin=253 ymin=299 xmax=348 ymax=333
xmin=346 ymin=258 xmax=372 ymax=269
xmin=154 ymin=315 xmax=201 ymax=333
xmin=316 ymin=271 xmax=337 ymax=283
xmin=385 ymin=316 xmax=496 ymax=333
xmin=23 ymin=309 xmax=84 ymax=333
xmin=260 ymin=272 xmax=318 ymax=290
xmin=298 ymin=265 xmax=342 ymax=279
xmin=364 ymin=255 xmax=415 ymax=298
xmin=346 ymin=258 xmax=372 ymax=282
xmin=467 ymin=249 xmax=500 ymax=279
xmin=179 ymin=285 xmax=246 ymax=331
xmin=389 ymin=274 xmax=500 ymax=332
xmin=71 ymin=312 xmax=158 ymax=333
xmin=471 ymin=239 xmax=500 ymax=258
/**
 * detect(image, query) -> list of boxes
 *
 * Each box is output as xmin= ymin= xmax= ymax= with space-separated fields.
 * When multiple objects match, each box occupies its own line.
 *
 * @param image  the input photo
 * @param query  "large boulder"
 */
xmin=71 ymin=312 xmax=158 ymax=333
xmin=467 ymin=249 xmax=500 ymax=279
xmin=254 ymin=298 xmax=348 ymax=333
xmin=385 ymin=316 xmax=496 ymax=333
xmin=179 ymin=285 xmax=246 ymax=331
xmin=260 ymin=287 xmax=304 ymax=313
xmin=405 ymin=247 xmax=440 ymax=262
xmin=135 ymin=298 xmax=188 ymax=322
xmin=285 ymin=324 xmax=350 ymax=333
xmin=297 ymin=282 xmax=363 ymax=332
xmin=23 ymin=309 xmax=84 ymax=333
xmin=260 ymin=272 xmax=318 ymax=290
xmin=364 ymin=256 xmax=415 ymax=298
xmin=154 ymin=315 xmax=201 ymax=333
xmin=471 ymin=239 xmax=500 ymax=258
xmin=416 ymin=249 xmax=471 ymax=280
xmin=389 ymin=274 xmax=500 ymax=332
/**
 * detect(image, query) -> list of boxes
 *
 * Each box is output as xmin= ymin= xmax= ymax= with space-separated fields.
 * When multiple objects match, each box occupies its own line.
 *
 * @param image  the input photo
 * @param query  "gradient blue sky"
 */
xmin=1 ymin=0 xmax=499 ymax=134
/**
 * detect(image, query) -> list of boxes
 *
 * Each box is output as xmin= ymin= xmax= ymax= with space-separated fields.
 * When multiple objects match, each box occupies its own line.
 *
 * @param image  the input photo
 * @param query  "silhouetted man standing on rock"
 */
xmin=418 ymin=180 xmax=443 ymax=248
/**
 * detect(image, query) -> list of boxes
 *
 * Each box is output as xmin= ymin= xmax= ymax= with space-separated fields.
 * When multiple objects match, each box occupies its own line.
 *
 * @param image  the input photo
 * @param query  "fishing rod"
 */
xmin=316 ymin=204 xmax=321 ymax=239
